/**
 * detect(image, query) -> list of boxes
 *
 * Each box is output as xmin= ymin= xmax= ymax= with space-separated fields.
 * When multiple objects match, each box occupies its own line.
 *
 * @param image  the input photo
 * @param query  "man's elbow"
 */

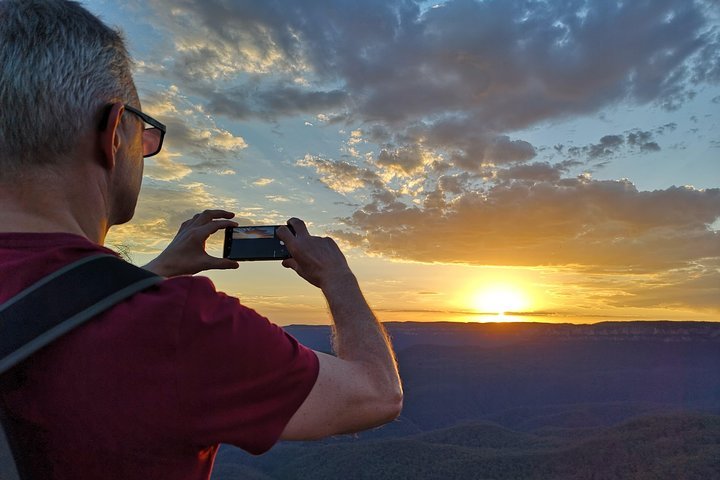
xmin=388 ymin=390 xmax=404 ymax=421
xmin=354 ymin=377 xmax=404 ymax=429
xmin=376 ymin=387 xmax=404 ymax=425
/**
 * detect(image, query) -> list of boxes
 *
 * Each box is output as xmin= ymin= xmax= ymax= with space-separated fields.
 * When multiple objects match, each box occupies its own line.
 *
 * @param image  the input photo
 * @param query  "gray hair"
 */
xmin=0 ymin=0 xmax=137 ymax=176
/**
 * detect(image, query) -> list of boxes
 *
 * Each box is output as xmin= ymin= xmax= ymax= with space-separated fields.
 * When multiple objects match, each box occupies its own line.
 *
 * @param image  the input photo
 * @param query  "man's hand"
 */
xmin=276 ymin=218 xmax=353 ymax=289
xmin=143 ymin=210 xmax=239 ymax=277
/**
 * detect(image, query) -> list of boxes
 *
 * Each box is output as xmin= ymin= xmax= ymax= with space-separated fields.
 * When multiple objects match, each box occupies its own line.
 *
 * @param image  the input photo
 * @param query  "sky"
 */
xmin=87 ymin=0 xmax=720 ymax=325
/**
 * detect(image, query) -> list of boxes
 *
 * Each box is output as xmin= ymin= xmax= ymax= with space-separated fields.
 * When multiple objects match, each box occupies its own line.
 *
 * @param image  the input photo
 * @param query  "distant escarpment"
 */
xmin=286 ymin=320 xmax=720 ymax=352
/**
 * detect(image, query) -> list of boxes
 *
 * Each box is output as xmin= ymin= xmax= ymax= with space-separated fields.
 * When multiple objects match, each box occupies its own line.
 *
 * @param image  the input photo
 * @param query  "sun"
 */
xmin=472 ymin=286 xmax=529 ymax=316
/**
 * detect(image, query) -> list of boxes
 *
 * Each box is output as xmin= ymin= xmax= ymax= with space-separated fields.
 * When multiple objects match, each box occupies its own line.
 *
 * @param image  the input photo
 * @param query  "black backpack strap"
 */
xmin=0 ymin=254 xmax=162 ymax=480
xmin=0 ymin=254 xmax=162 ymax=375
xmin=0 ymin=423 xmax=20 ymax=480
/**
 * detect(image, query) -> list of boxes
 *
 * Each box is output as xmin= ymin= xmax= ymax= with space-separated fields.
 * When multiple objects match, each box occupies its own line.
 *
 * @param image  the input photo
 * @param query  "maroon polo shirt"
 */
xmin=0 ymin=233 xmax=319 ymax=480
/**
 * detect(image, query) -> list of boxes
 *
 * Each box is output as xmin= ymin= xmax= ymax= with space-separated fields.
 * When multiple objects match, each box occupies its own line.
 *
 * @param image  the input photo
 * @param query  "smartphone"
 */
xmin=223 ymin=225 xmax=292 ymax=261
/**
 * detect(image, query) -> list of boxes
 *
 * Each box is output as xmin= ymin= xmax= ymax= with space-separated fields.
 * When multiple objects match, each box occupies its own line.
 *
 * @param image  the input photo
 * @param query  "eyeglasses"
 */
xmin=123 ymin=104 xmax=166 ymax=158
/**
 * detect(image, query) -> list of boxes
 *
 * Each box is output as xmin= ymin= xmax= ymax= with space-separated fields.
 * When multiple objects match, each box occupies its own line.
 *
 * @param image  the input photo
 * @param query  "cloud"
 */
xmin=335 ymin=178 xmax=720 ymax=273
xmin=139 ymin=0 xmax=717 ymax=144
xmin=172 ymin=44 xmax=267 ymax=81
xmin=587 ymin=135 xmax=625 ymax=159
xmin=577 ymin=260 xmax=720 ymax=311
xmin=297 ymin=154 xmax=387 ymax=194
xmin=253 ymin=178 xmax=275 ymax=186
xmin=368 ymin=120 xmax=539 ymax=171
xmin=116 ymin=0 xmax=720 ymax=313
xmin=495 ymin=162 xmax=566 ymax=183
xmin=140 ymin=86 xmax=247 ymax=174
xmin=266 ymin=195 xmax=290 ymax=203
xmin=376 ymin=145 xmax=432 ymax=174
xmin=563 ymin=127 xmax=671 ymax=163
xmin=203 ymin=85 xmax=348 ymax=121
xmin=143 ymin=151 xmax=193 ymax=181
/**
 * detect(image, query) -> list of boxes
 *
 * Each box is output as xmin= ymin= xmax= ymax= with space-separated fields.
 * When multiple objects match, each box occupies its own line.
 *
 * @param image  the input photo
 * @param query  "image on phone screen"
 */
xmin=223 ymin=226 xmax=291 ymax=261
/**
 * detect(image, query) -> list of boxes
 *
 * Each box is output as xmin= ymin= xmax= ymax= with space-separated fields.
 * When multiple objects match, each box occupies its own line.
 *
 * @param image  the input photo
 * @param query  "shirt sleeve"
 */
xmin=173 ymin=276 xmax=319 ymax=454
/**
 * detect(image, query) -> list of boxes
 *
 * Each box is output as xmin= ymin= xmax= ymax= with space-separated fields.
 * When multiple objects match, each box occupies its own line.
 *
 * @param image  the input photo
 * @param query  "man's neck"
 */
xmin=0 ymin=168 xmax=110 ymax=244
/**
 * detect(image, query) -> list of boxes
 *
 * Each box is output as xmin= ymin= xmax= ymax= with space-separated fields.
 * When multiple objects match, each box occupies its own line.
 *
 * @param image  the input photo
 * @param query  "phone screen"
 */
xmin=223 ymin=226 xmax=291 ymax=261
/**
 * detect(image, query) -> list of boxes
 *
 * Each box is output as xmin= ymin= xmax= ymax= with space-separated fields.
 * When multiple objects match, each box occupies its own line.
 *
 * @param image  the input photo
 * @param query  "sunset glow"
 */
xmin=90 ymin=0 xmax=719 ymax=325
xmin=472 ymin=287 xmax=529 ymax=316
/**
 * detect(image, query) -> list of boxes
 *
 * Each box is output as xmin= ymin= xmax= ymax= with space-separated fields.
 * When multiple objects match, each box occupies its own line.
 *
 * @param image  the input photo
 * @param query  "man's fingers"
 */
xmin=199 ymin=219 xmax=238 ymax=238
xmin=195 ymin=209 xmax=236 ymax=225
xmin=207 ymin=257 xmax=240 ymax=271
xmin=286 ymin=217 xmax=309 ymax=237
xmin=282 ymin=258 xmax=299 ymax=271
xmin=276 ymin=225 xmax=296 ymax=245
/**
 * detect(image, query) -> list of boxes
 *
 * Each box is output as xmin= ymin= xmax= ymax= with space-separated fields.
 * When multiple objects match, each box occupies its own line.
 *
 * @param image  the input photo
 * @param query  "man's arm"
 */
xmin=276 ymin=218 xmax=403 ymax=440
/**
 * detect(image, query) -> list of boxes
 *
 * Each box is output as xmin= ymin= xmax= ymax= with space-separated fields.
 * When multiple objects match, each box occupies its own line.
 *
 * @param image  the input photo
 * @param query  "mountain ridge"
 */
xmin=285 ymin=320 xmax=720 ymax=353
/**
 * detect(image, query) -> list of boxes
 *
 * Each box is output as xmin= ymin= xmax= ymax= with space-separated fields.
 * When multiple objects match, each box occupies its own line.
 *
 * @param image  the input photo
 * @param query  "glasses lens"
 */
xmin=143 ymin=128 xmax=162 ymax=157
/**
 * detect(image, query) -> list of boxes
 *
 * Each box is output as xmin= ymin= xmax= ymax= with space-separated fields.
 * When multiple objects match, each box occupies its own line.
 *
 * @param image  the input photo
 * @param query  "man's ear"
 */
xmin=98 ymin=102 xmax=125 ymax=170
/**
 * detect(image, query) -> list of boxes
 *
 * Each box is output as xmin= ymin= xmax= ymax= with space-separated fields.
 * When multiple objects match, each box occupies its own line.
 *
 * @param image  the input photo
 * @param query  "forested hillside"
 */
xmin=211 ymin=322 xmax=720 ymax=479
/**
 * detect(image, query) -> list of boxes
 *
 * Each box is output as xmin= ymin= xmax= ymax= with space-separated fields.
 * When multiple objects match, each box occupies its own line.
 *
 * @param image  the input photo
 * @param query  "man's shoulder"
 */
xmin=131 ymin=274 xmax=271 ymax=333
xmin=139 ymin=274 xmax=230 ymax=317
xmin=155 ymin=273 xmax=216 ymax=295
xmin=0 ymin=232 xmax=119 ymax=302
xmin=150 ymin=274 xmax=229 ymax=307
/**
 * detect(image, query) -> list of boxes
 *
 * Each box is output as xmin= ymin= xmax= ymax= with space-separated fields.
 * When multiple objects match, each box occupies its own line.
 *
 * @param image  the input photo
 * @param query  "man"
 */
xmin=0 ymin=1 xmax=403 ymax=479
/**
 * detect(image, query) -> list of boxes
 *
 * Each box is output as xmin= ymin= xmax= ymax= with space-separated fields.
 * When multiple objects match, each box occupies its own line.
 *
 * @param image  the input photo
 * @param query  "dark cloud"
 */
xmin=473 ymin=135 xmax=536 ymax=166
xmin=589 ymin=135 xmax=625 ymax=159
xmin=564 ymin=127 xmax=672 ymax=162
xmin=204 ymin=86 xmax=348 ymax=121
xmin=655 ymin=123 xmax=679 ymax=134
xmin=438 ymin=173 xmax=476 ymax=195
xmin=142 ymin=0 xmax=717 ymax=158
xmin=495 ymin=162 xmax=565 ymax=183
xmin=626 ymin=131 xmax=652 ymax=147
xmin=393 ymin=119 xmax=539 ymax=169
xmin=640 ymin=142 xmax=661 ymax=153
xmin=376 ymin=145 xmax=427 ymax=173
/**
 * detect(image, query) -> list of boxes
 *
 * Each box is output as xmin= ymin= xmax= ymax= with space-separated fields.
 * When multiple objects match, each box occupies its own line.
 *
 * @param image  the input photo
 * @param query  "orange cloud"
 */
xmin=336 ymin=179 xmax=720 ymax=272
